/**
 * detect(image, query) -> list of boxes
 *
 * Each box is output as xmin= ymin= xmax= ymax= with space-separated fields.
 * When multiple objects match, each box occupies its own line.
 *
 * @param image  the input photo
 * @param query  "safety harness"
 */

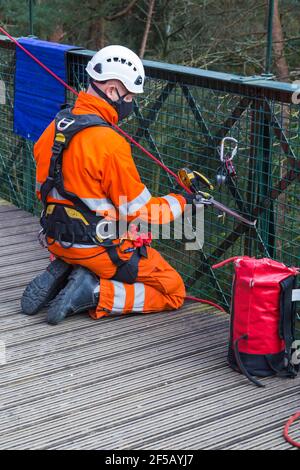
xmin=39 ymin=106 xmax=148 ymax=284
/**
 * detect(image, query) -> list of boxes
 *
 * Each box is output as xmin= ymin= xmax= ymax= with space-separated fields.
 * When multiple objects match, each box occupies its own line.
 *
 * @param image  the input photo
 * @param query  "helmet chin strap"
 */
xmin=90 ymin=80 xmax=116 ymax=107
xmin=90 ymin=80 xmax=132 ymax=121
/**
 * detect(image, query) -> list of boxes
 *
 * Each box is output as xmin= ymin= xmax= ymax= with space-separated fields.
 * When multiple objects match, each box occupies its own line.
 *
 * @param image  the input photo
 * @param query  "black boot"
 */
xmin=21 ymin=259 xmax=72 ymax=315
xmin=47 ymin=266 xmax=99 ymax=325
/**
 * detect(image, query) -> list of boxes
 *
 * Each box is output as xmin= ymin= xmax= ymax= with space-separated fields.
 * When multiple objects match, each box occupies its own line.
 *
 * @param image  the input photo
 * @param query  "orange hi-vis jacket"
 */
xmin=35 ymin=91 xmax=186 ymax=228
xmin=34 ymin=91 xmax=186 ymax=318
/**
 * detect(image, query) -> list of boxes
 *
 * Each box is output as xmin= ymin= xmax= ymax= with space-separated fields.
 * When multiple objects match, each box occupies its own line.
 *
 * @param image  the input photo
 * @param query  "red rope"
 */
xmin=1 ymin=25 xmax=224 ymax=312
xmin=185 ymin=295 xmax=226 ymax=313
xmin=110 ymin=123 xmax=193 ymax=194
xmin=0 ymin=25 xmax=192 ymax=195
xmin=0 ymin=26 xmax=80 ymax=97
xmin=283 ymin=412 xmax=300 ymax=448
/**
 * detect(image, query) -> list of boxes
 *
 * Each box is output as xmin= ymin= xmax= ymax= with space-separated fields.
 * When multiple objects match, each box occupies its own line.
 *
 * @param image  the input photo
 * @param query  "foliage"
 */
xmin=1 ymin=1 xmax=300 ymax=79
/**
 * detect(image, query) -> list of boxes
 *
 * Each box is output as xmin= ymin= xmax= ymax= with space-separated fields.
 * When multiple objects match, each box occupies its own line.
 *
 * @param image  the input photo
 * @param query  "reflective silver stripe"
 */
xmin=292 ymin=289 xmax=300 ymax=302
xmin=119 ymin=187 xmax=152 ymax=216
xmin=111 ymin=280 xmax=127 ymax=313
xmin=80 ymin=197 xmax=115 ymax=212
xmin=132 ymin=283 xmax=145 ymax=312
xmin=53 ymin=241 xmax=98 ymax=248
xmin=35 ymin=181 xmax=42 ymax=191
xmin=49 ymin=188 xmax=66 ymax=200
xmin=162 ymin=195 xmax=183 ymax=219
xmin=48 ymin=191 xmax=115 ymax=213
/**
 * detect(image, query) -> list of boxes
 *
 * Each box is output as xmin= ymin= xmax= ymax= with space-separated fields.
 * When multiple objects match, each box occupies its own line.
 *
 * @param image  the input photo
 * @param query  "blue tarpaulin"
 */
xmin=14 ymin=38 xmax=78 ymax=142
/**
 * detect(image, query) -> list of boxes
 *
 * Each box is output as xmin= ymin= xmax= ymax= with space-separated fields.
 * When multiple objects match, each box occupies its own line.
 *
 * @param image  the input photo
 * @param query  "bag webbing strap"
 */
xmin=279 ymin=276 xmax=298 ymax=377
xmin=234 ymin=335 xmax=265 ymax=388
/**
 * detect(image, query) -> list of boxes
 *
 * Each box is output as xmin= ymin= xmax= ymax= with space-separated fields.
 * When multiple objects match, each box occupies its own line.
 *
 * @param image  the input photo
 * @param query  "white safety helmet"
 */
xmin=86 ymin=45 xmax=145 ymax=94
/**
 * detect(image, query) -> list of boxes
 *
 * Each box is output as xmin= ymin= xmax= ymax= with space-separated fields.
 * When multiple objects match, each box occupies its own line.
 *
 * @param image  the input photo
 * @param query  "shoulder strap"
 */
xmin=40 ymin=107 xmax=110 ymax=211
xmin=279 ymin=275 xmax=298 ymax=377
xmin=53 ymin=107 xmax=110 ymax=150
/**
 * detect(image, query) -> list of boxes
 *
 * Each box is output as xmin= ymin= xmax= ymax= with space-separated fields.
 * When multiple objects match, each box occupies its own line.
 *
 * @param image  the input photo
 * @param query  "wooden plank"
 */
xmin=0 ymin=204 xmax=299 ymax=451
xmin=0 ymin=223 xmax=40 ymax=238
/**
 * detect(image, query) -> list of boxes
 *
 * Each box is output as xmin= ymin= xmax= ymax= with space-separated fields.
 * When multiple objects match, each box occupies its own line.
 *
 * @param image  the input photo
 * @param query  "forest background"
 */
xmin=0 ymin=0 xmax=300 ymax=82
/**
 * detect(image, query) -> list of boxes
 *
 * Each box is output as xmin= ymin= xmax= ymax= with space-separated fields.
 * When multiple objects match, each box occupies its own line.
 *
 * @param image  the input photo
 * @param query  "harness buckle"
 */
xmin=57 ymin=117 xmax=75 ymax=131
xmin=52 ymin=141 xmax=63 ymax=154
xmin=38 ymin=228 xmax=48 ymax=248
xmin=95 ymin=220 xmax=115 ymax=242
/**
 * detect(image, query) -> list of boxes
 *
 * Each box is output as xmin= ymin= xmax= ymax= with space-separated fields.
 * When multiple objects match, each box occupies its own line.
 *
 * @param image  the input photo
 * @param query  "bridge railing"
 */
xmin=1 ymin=37 xmax=299 ymax=309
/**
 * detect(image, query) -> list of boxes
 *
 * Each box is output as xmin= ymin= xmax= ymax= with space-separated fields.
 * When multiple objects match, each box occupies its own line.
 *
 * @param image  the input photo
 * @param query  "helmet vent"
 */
xmin=93 ymin=63 xmax=102 ymax=74
xmin=134 ymin=75 xmax=143 ymax=85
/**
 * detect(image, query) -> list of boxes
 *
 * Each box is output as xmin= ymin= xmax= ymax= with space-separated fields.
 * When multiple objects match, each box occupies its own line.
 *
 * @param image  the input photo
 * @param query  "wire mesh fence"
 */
xmin=0 ymin=37 xmax=38 ymax=214
xmin=0 ymin=38 xmax=299 ymax=313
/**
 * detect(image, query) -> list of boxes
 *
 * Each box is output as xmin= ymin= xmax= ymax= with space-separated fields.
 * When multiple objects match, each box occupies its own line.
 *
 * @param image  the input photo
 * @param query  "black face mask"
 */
xmin=115 ymin=90 xmax=133 ymax=121
xmin=90 ymin=81 xmax=133 ymax=121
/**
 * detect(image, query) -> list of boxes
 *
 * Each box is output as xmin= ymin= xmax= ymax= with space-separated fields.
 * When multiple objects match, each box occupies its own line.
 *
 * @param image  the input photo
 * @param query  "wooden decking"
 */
xmin=0 ymin=202 xmax=299 ymax=450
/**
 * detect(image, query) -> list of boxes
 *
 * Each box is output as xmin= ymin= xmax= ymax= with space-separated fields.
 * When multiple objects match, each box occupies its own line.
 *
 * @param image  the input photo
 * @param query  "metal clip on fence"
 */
xmin=216 ymin=137 xmax=238 ymax=186
xmin=220 ymin=137 xmax=238 ymax=162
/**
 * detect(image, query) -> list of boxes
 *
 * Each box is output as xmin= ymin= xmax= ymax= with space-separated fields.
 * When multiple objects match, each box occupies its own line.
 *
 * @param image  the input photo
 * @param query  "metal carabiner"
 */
xmin=219 ymin=137 xmax=238 ymax=163
xmin=38 ymin=229 xmax=48 ymax=248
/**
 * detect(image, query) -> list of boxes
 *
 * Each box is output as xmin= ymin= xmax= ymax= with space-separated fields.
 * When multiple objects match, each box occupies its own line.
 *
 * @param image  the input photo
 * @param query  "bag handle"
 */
xmin=212 ymin=256 xmax=241 ymax=270
xmin=213 ymin=258 xmax=300 ymax=272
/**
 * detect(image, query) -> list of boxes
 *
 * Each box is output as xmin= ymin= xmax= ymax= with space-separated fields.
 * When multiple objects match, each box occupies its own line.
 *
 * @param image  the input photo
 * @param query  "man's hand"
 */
xmin=182 ymin=192 xmax=195 ymax=205
xmin=182 ymin=192 xmax=203 ymax=205
xmin=181 ymin=192 xmax=203 ymax=214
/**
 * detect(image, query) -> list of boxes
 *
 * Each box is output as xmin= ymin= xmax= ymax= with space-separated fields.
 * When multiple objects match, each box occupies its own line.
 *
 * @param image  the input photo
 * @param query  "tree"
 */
xmin=1 ymin=0 xmax=300 ymax=80
xmin=272 ymin=0 xmax=289 ymax=81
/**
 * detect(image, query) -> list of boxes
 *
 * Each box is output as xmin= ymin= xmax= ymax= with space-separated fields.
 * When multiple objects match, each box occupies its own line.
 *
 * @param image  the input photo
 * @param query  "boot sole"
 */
xmin=47 ymin=267 xmax=98 ymax=325
xmin=21 ymin=263 xmax=72 ymax=315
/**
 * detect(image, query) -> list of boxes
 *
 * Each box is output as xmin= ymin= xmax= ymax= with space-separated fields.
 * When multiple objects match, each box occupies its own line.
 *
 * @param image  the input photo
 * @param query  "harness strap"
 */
xmin=107 ymin=245 xmax=148 ymax=284
xmin=40 ymin=107 xmax=110 ymax=211
xmin=40 ymin=107 xmax=151 ymax=278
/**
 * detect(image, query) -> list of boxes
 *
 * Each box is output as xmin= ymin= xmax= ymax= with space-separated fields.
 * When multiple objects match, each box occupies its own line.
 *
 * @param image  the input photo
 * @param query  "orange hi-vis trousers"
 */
xmin=49 ymin=239 xmax=186 ymax=319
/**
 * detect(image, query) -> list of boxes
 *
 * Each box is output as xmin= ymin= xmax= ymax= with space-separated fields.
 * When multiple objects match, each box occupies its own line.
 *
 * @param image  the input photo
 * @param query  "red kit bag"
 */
xmin=213 ymin=256 xmax=299 ymax=387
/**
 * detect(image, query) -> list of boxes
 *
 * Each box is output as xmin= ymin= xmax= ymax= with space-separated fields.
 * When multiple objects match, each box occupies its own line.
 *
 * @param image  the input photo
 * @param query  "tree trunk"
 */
xmin=88 ymin=17 xmax=106 ymax=49
xmin=139 ymin=0 xmax=155 ymax=58
xmin=272 ymin=0 xmax=289 ymax=82
xmin=49 ymin=25 xmax=65 ymax=43
xmin=272 ymin=0 xmax=289 ymax=260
